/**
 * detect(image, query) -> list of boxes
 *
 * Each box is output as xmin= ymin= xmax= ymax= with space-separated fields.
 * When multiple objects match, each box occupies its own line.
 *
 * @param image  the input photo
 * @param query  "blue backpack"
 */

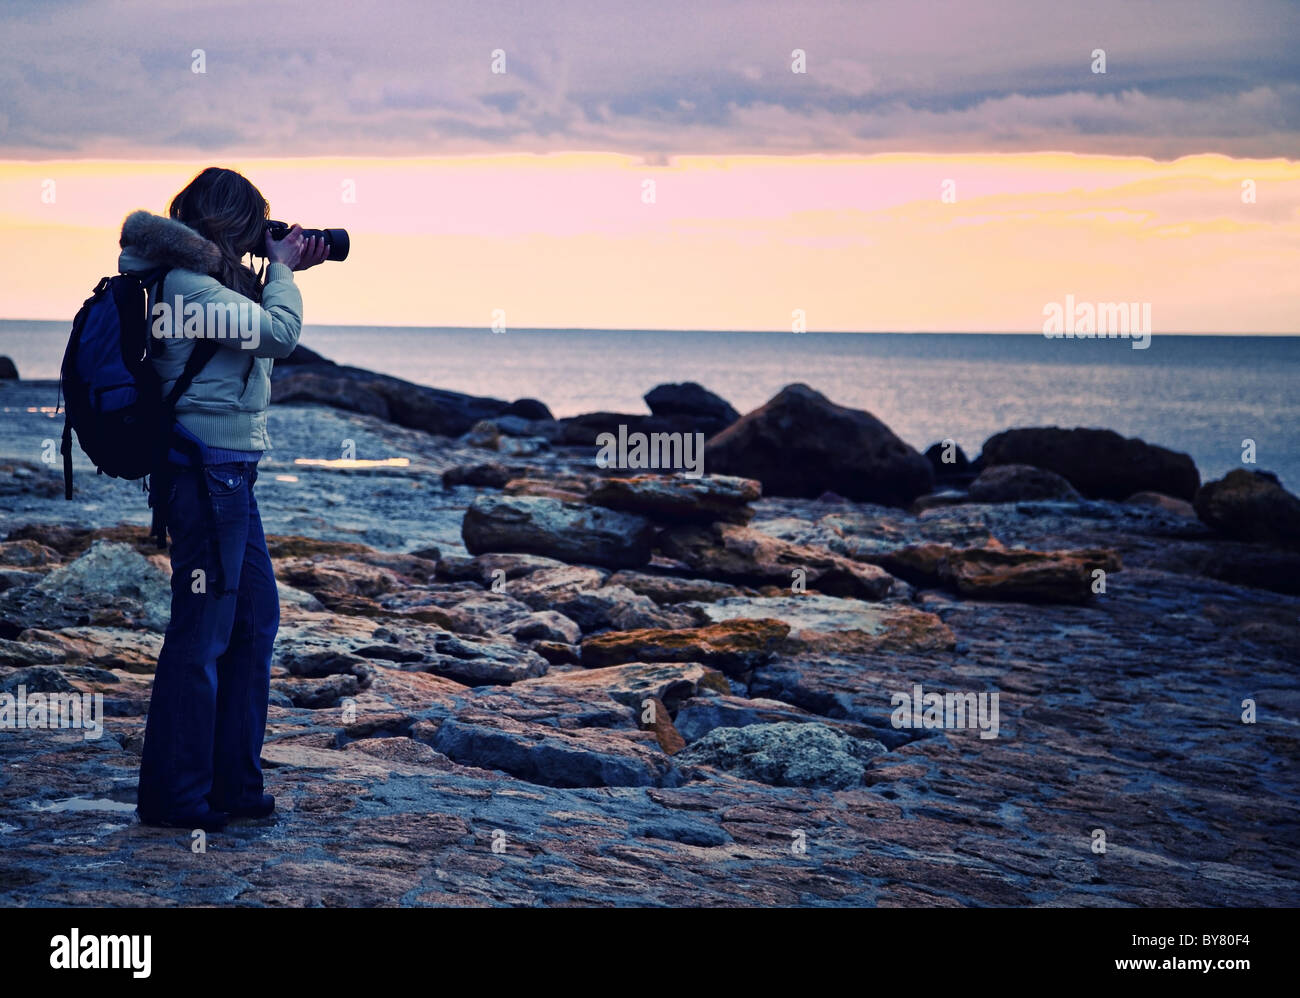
xmin=59 ymin=266 xmax=217 ymax=520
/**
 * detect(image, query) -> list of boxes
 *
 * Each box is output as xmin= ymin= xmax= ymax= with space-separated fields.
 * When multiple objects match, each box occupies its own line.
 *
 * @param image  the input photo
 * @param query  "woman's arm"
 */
xmin=179 ymin=226 xmax=328 ymax=359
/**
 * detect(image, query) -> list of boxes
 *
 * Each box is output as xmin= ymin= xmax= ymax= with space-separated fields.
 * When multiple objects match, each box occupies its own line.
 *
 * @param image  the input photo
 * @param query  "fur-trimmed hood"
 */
xmin=117 ymin=210 xmax=222 ymax=275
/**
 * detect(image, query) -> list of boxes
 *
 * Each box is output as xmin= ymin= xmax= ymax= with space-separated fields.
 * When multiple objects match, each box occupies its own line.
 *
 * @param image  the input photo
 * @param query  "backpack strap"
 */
xmin=148 ymin=338 xmax=221 ymax=546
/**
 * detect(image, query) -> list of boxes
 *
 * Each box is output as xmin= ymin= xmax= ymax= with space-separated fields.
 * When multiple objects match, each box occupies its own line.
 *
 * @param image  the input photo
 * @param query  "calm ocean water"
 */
xmin=4 ymin=321 xmax=1298 ymax=488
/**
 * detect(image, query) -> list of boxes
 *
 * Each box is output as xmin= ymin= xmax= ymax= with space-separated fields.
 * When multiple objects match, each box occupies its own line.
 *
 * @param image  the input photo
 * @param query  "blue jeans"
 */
xmin=137 ymin=459 xmax=280 ymax=822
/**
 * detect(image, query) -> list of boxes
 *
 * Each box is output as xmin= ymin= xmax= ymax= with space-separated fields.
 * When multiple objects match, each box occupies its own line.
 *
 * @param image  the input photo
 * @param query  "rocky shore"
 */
xmin=0 ymin=360 xmax=1297 ymax=907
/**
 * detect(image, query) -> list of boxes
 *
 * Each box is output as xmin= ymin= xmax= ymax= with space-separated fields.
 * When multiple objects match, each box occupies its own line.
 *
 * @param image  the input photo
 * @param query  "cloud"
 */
xmin=0 ymin=0 xmax=1296 ymax=158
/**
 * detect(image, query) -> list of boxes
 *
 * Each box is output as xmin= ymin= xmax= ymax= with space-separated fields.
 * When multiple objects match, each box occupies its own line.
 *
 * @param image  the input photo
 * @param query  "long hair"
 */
xmin=169 ymin=167 xmax=269 ymax=302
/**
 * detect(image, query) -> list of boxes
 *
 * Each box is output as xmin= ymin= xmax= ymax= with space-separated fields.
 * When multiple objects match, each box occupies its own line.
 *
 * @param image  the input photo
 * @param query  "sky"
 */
xmin=1 ymin=0 xmax=1297 ymax=331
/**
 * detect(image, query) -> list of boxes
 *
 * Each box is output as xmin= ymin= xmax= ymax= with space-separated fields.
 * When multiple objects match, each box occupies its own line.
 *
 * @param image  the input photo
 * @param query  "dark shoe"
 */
xmin=222 ymin=793 xmax=275 ymax=820
xmin=136 ymin=806 xmax=229 ymax=832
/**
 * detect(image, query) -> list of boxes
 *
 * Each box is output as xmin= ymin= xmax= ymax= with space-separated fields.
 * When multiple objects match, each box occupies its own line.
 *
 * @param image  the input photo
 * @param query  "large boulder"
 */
xmin=462 ymin=495 xmax=655 ymax=569
xmin=643 ymin=382 xmax=740 ymax=437
xmin=0 ymin=356 xmax=18 ymax=380
xmin=704 ymin=384 xmax=933 ymax=506
xmin=981 ymin=427 xmax=1200 ymax=501
xmin=1194 ymin=470 xmax=1300 ymax=545
xmin=271 ymin=363 xmax=535 ymax=437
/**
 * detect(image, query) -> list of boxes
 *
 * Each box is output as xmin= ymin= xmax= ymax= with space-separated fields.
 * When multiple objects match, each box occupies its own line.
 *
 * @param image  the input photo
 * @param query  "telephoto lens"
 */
xmin=263 ymin=220 xmax=350 ymax=262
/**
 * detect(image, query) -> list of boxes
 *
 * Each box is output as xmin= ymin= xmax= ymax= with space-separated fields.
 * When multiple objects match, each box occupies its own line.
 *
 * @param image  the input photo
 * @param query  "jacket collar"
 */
xmin=117 ymin=210 xmax=222 ymax=274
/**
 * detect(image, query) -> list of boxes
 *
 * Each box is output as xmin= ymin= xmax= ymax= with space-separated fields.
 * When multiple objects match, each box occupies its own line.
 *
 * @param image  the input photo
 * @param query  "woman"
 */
xmin=117 ymin=167 xmax=328 ymax=830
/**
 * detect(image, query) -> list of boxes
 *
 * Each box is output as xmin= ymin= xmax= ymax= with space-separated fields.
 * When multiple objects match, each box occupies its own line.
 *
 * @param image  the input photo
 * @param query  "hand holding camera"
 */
xmin=263 ymin=223 xmax=332 ymax=271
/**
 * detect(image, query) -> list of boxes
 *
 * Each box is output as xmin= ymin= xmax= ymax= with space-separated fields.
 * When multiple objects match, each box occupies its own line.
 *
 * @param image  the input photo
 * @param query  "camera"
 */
xmin=261 ymin=220 xmax=350 ymax=262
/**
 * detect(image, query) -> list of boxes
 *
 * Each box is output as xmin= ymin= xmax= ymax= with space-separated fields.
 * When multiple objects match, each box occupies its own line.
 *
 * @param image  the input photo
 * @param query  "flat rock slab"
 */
xmin=695 ymin=595 xmax=956 ymax=655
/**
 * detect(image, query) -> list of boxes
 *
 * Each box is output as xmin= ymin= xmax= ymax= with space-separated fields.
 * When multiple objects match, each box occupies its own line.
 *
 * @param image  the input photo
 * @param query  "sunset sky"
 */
xmin=1 ymin=0 xmax=1297 ymax=331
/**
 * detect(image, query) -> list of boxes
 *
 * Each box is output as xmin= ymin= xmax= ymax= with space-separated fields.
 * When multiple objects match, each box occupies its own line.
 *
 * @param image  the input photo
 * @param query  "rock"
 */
xmin=441 ymin=462 xmax=516 ymax=488
xmin=1193 ymin=470 xmax=1300 ymax=545
xmin=581 ymin=618 xmax=790 ymax=677
xmin=545 ymin=585 xmax=703 ymax=634
xmin=271 ymin=674 xmax=360 ymax=708
xmin=503 ymin=564 xmax=610 ymax=606
xmin=639 ymin=696 xmax=687 ymax=754
xmin=605 ymin=570 xmax=751 ymax=604
xmin=275 ymin=557 xmax=401 ymax=597
xmin=462 ymin=495 xmax=655 ymax=569
xmin=501 ymin=478 xmax=589 ymax=502
xmin=916 ymin=544 xmax=1121 ymax=603
xmin=704 ymin=384 xmax=934 ymax=506
xmin=17 ymin=627 xmax=163 ymax=673
xmin=274 ymin=610 xmax=547 ymax=686
xmin=557 ymin=412 xmax=667 ymax=447
xmin=643 ymin=382 xmax=740 ymax=437
xmin=658 ymin=522 xmax=898 ymax=599
xmin=271 ymin=363 xmax=516 ymax=436
xmin=278 ymin=343 xmax=337 ymax=367
xmin=676 ymin=722 xmax=886 ymax=788
xmin=981 ymin=427 xmax=1200 ymax=500
xmin=1125 ymin=491 xmax=1197 ymax=519
xmin=587 ymin=474 xmax=760 ymax=524
xmin=0 ymin=637 xmax=67 ymax=667
xmin=696 ymin=595 xmax=957 ymax=655
xmin=424 ymin=713 xmax=681 ymax=789
xmin=0 ymin=356 xmax=18 ymax=379
xmin=1199 ymin=547 xmax=1300 ymax=595
xmin=968 ymin=464 xmax=1081 ymax=502
xmin=924 ymin=440 xmax=977 ymax=485
xmin=505 ymin=398 xmax=554 ymax=421
xmin=0 ymin=665 xmax=75 ymax=694
xmin=499 ymin=610 xmax=582 ymax=645
xmin=463 ymin=420 xmax=502 ymax=449
xmin=520 ymin=661 xmax=729 ymax=711
xmin=434 ymin=552 xmax=569 ymax=587
xmin=0 ymin=540 xmax=170 ymax=632
xmin=0 ymin=539 xmax=62 ymax=568
xmin=387 ymin=629 xmax=550 ymax=686
xmin=673 ymin=694 xmax=882 ymax=744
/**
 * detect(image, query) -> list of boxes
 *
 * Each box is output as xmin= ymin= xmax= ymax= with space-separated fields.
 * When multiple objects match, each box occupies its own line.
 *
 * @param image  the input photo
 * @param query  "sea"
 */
xmin=3 ymin=321 xmax=1297 ymax=489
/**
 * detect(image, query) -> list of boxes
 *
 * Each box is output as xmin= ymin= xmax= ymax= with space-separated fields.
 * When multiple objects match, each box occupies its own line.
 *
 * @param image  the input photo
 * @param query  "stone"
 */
xmin=981 ymin=427 xmax=1200 ymax=500
xmin=676 ymin=722 xmax=886 ymax=788
xmin=605 ymin=570 xmax=751 ymax=604
xmin=519 ymin=661 xmax=730 ymax=711
xmin=1193 ymin=470 xmax=1300 ymax=545
xmin=968 ymin=464 xmax=1082 ymax=502
xmin=499 ymin=610 xmax=583 ymax=645
xmin=658 ymin=522 xmax=898 ymax=599
xmin=424 ymin=716 xmax=681 ymax=788
xmin=643 ymin=382 xmax=740 ymax=437
xmin=0 ymin=540 xmax=170 ymax=632
xmin=704 ymin=384 xmax=934 ymax=506
xmin=462 ymin=495 xmax=655 ymax=569
xmin=696 ymin=595 xmax=956 ymax=655
xmin=580 ymin=618 xmax=790 ymax=677
xmin=1125 ymin=491 xmax=1197 ymax=519
xmin=587 ymin=474 xmax=759 ymax=524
